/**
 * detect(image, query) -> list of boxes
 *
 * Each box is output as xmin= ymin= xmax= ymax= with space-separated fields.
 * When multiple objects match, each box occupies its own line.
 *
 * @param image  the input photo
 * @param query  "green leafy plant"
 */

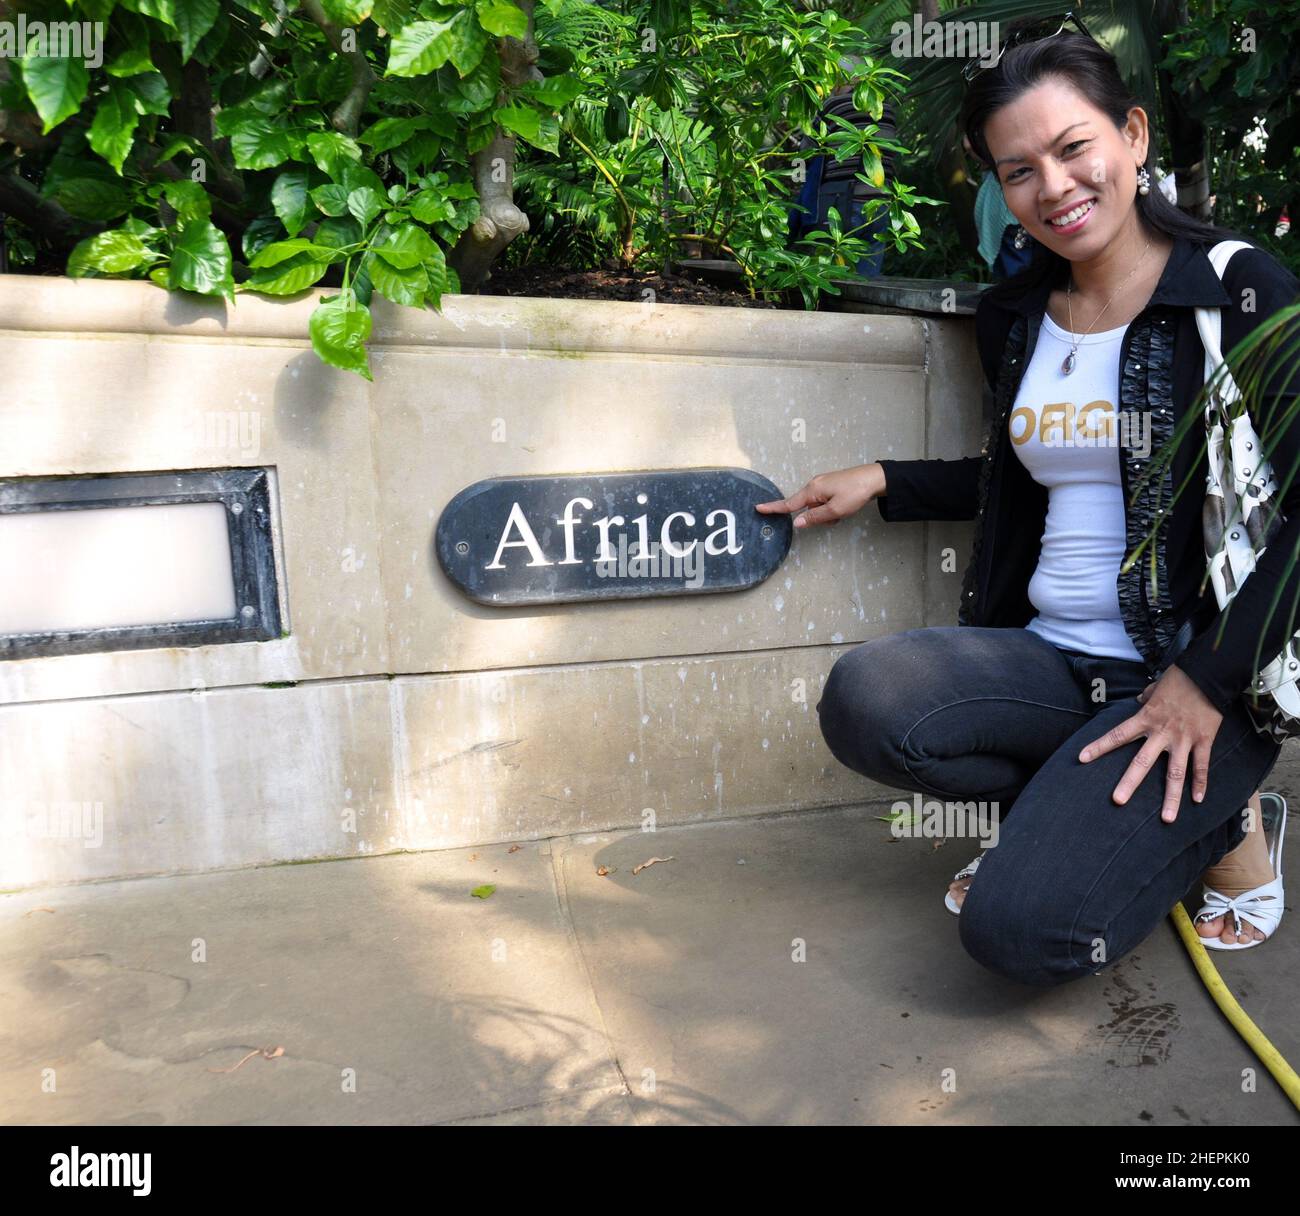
xmin=0 ymin=0 xmax=579 ymax=374
xmin=0 ymin=0 xmax=943 ymax=372
xmin=507 ymin=0 xmax=940 ymax=305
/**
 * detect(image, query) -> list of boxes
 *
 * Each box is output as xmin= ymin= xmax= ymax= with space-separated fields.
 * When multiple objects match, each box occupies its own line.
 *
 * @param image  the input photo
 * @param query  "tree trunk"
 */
xmin=449 ymin=1 xmax=540 ymax=292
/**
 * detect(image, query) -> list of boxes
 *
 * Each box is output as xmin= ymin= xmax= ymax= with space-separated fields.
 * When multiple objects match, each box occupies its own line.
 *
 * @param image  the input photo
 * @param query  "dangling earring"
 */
xmin=1013 ymin=225 xmax=1028 ymax=249
xmin=1137 ymin=166 xmax=1151 ymax=196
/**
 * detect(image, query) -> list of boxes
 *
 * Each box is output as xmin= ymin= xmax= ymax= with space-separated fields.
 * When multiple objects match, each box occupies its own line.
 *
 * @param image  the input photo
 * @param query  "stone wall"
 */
xmin=2 ymin=273 xmax=1164 ymax=888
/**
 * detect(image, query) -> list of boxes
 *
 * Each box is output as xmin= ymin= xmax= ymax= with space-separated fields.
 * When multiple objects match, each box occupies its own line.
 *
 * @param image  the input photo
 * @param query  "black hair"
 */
xmin=957 ymin=28 xmax=1250 ymax=284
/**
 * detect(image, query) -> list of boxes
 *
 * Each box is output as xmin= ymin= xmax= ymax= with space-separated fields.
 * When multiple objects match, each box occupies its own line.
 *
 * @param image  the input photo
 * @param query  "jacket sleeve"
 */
xmin=875 ymin=456 xmax=983 ymax=521
xmin=1173 ymin=247 xmax=1300 ymax=713
xmin=874 ymin=290 xmax=1000 ymax=523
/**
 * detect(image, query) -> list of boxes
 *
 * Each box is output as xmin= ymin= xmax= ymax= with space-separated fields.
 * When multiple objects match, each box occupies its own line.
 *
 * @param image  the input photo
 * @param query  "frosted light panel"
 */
xmin=0 ymin=502 xmax=238 ymax=633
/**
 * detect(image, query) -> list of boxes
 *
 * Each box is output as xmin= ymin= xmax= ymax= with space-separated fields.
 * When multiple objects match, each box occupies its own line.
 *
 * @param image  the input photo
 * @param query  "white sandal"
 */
xmin=944 ymin=852 xmax=986 ymax=916
xmin=1192 ymin=792 xmax=1288 ymax=951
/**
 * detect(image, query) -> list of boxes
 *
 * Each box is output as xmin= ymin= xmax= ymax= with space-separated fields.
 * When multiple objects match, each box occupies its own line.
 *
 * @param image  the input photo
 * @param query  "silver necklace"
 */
xmin=1061 ymin=237 xmax=1152 ymax=375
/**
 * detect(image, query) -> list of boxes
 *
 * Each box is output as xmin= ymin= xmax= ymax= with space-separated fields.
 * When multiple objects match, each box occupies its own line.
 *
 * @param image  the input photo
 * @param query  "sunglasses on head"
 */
xmin=961 ymin=9 xmax=1097 ymax=81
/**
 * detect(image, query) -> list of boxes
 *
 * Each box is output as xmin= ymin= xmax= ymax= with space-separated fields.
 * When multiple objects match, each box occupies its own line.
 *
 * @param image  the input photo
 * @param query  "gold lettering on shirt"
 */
xmin=1039 ymin=402 xmax=1072 ymax=445
xmin=1009 ymin=399 xmax=1119 ymax=445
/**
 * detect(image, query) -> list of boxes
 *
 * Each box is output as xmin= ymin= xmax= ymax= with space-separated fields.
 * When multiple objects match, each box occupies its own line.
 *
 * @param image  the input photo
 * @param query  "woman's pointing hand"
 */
xmin=756 ymin=463 xmax=886 ymax=529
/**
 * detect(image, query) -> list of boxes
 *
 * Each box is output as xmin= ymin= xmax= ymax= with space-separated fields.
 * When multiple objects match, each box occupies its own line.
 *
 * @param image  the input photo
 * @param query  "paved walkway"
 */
xmin=2 ymin=802 xmax=1296 ymax=1124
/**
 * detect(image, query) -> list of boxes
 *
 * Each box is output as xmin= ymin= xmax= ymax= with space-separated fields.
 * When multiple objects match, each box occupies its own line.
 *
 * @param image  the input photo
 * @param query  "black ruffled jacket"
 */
xmin=875 ymin=234 xmax=1300 ymax=715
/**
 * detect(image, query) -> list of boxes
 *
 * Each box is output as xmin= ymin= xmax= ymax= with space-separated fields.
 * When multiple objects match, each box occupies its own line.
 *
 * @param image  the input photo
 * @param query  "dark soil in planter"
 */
xmin=479 ymin=262 xmax=787 ymax=308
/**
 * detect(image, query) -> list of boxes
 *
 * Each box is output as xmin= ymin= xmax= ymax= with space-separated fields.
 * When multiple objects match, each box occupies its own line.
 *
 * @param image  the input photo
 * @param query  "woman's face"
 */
xmin=982 ymin=76 xmax=1148 ymax=260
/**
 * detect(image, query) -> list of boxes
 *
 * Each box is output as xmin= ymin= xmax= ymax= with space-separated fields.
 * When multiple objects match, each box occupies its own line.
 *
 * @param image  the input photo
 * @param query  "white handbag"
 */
xmin=1195 ymin=238 xmax=1300 ymax=740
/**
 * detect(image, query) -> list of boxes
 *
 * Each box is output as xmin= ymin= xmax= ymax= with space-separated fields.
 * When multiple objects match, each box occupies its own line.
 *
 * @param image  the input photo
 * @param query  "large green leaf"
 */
xmin=347 ymin=186 xmax=385 ymax=227
xmin=248 ymin=239 xmax=339 ymax=269
xmin=408 ymin=190 xmax=455 ymax=224
xmin=372 ymin=0 xmax=414 ymax=32
xmin=22 ymin=54 xmax=90 ymax=134
xmin=357 ymin=114 xmax=445 ymax=153
xmin=422 ymin=241 xmax=450 ymax=307
xmin=125 ymin=73 xmax=172 ymax=115
xmin=50 ymin=176 xmax=134 ymax=221
xmin=162 ymin=179 xmax=213 ymax=222
xmin=306 ymin=131 xmax=364 ymax=179
xmin=122 ymin=0 xmax=179 ymax=25
xmin=309 ymin=291 xmax=373 ymax=380
xmin=373 ymin=223 xmax=439 ymax=269
xmin=475 ymin=0 xmax=527 ymax=39
xmin=322 ymin=0 xmax=374 ymax=21
xmin=448 ymin=8 xmax=489 ymax=76
xmin=311 ymin=183 xmax=352 ymax=217
xmin=244 ymin=253 xmax=334 ymax=296
xmin=230 ymin=118 xmax=295 ymax=170
xmin=364 ymin=252 xmax=427 ymax=308
xmin=173 ymin=0 xmax=221 ymax=63
xmin=106 ymin=12 xmax=157 ymax=77
xmin=527 ymin=73 xmax=584 ymax=110
xmin=387 ymin=19 xmax=456 ymax=76
xmin=168 ymin=220 xmax=234 ymax=299
xmin=89 ymin=81 xmax=140 ymax=174
xmin=68 ymin=230 xmax=154 ymax=277
xmin=271 ymin=168 xmax=312 ymax=237
xmin=493 ymin=103 xmax=539 ymax=142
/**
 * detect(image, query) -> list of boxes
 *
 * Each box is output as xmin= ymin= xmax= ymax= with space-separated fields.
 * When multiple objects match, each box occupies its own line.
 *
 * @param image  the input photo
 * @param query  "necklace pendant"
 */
xmin=1061 ymin=350 xmax=1077 ymax=375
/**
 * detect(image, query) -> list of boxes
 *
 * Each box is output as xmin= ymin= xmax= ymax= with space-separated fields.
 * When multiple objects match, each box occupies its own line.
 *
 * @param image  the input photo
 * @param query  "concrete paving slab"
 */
xmin=0 ymin=845 xmax=622 ymax=1125
xmin=1 ymin=802 xmax=1295 ymax=1125
xmin=556 ymin=804 xmax=1300 ymax=1125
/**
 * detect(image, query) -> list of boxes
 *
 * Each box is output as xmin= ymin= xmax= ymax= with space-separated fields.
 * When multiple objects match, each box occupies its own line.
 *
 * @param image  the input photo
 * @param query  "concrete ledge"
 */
xmin=0 ymin=274 xmax=926 ymax=365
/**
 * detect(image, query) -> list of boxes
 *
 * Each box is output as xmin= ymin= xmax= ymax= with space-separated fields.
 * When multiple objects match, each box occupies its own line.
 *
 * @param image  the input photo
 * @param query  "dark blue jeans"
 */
xmin=815 ymin=626 xmax=1283 ymax=987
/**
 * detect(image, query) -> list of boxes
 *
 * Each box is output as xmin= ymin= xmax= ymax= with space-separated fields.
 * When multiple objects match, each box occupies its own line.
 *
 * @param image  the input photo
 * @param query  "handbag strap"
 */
xmin=1194 ymin=239 xmax=1254 ymax=414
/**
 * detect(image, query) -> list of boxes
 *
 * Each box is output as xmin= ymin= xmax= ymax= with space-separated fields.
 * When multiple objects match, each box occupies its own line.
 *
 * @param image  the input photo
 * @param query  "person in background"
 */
xmin=967 ymin=133 xmax=1033 ymax=280
xmin=787 ymin=78 xmax=897 ymax=279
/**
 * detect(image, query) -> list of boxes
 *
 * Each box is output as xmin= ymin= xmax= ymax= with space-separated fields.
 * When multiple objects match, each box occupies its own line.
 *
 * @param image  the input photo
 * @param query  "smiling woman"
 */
xmin=760 ymin=23 xmax=1300 ymax=981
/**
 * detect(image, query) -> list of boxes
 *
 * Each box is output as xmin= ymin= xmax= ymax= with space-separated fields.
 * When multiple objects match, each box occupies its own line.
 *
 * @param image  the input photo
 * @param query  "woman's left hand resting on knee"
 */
xmin=1077 ymin=666 xmax=1223 ymax=822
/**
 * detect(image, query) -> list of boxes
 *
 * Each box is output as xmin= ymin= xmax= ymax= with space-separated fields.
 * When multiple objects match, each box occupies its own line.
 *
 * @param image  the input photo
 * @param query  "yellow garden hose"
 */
xmin=1169 ymin=901 xmax=1300 ymax=1110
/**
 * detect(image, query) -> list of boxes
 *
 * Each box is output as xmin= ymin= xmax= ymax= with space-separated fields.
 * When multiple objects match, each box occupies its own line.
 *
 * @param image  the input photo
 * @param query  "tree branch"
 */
xmin=0 ymin=173 xmax=99 ymax=247
xmin=301 ymin=0 xmax=376 ymax=137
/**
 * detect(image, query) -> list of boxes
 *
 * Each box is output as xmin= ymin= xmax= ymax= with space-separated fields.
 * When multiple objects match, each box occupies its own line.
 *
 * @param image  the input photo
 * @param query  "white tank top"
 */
xmin=1007 ymin=310 xmax=1145 ymax=662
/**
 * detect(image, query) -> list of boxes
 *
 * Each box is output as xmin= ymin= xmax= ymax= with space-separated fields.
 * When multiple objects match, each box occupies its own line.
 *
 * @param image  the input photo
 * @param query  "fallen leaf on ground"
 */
xmin=596 ymin=865 xmax=617 ymax=877
xmin=507 ymin=845 xmax=521 ymax=854
xmin=471 ymin=884 xmax=496 ymax=898
xmin=632 ymin=856 xmax=675 ymax=875
xmin=207 ymin=1046 xmax=285 ymax=1074
xmin=23 ymin=907 xmax=56 ymax=917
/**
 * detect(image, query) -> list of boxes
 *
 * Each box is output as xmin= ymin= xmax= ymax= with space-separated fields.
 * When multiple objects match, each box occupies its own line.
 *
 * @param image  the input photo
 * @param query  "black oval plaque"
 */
xmin=434 ymin=467 xmax=793 ymax=606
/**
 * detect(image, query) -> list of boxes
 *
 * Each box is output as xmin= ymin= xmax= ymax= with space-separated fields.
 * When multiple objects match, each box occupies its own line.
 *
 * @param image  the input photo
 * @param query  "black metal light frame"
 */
xmin=0 ymin=467 xmax=282 ymax=659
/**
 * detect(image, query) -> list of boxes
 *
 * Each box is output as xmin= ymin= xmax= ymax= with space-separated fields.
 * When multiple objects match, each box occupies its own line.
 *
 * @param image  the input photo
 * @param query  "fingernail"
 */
xmin=794 ymin=518 xmax=805 ymax=528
